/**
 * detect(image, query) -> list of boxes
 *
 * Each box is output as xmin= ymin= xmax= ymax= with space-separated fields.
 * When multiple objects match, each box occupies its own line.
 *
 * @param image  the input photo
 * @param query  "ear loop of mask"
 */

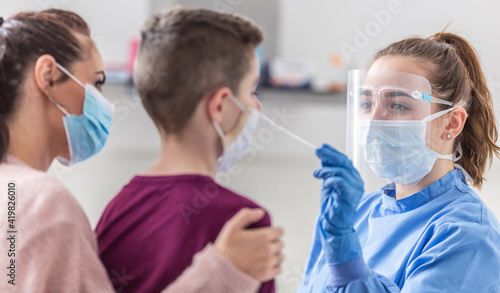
xmin=47 ymin=63 xmax=86 ymax=117
xmin=424 ymin=104 xmax=474 ymax=185
xmin=47 ymin=88 xmax=70 ymax=116
xmin=452 ymin=144 xmax=473 ymax=185
xmin=212 ymin=95 xmax=246 ymax=144
xmin=422 ymin=105 xmax=458 ymax=123
xmin=215 ymin=95 xmax=316 ymax=149
xmin=56 ymin=63 xmax=85 ymax=88
xmin=416 ymin=105 xmax=459 ymax=163
xmin=212 ymin=120 xmax=226 ymax=142
xmin=449 ymin=108 xmax=473 ymax=185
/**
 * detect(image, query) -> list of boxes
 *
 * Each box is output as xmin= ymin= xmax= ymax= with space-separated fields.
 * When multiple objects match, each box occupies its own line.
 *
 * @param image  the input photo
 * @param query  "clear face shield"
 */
xmin=346 ymin=70 xmax=456 ymax=190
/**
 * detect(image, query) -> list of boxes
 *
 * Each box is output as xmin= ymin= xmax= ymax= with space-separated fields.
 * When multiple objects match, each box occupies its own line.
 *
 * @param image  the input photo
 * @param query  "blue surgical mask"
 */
xmin=48 ymin=63 xmax=115 ymax=166
xmin=360 ymin=107 xmax=456 ymax=185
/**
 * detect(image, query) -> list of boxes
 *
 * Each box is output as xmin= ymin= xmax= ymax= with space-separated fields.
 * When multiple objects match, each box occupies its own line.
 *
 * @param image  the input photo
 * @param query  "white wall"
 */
xmin=278 ymin=0 xmax=500 ymax=80
xmin=2 ymin=0 xmax=150 ymax=65
xmin=151 ymin=0 xmax=280 ymax=63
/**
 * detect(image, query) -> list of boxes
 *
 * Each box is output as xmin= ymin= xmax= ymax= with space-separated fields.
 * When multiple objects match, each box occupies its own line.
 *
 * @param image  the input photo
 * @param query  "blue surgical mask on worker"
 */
xmin=212 ymin=96 xmax=260 ymax=173
xmin=359 ymin=107 xmax=457 ymax=185
xmin=48 ymin=63 xmax=115 ymax=166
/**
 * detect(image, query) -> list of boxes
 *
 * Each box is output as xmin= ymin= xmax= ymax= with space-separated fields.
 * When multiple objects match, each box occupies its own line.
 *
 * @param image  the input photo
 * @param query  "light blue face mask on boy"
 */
xmin=48 ymin=63 xmax=115 ymax=166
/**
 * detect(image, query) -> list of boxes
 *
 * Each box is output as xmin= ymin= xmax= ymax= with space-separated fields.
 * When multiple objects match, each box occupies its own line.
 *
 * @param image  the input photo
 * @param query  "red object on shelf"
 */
xmin=128 ymin=38 xmax=141 ymax=73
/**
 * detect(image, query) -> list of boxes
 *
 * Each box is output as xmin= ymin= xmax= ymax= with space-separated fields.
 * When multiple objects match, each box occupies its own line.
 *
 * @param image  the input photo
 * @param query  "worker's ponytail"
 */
xmin=373 ymin=32 xmax=500 ymax=188
xmin=433 ymin=32 xmax=500 ymax=188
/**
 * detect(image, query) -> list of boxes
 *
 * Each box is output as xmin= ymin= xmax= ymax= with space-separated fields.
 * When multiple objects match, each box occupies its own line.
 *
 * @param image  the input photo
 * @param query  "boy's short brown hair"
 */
xmin=134 ymin=7 xmax=264 ymax=134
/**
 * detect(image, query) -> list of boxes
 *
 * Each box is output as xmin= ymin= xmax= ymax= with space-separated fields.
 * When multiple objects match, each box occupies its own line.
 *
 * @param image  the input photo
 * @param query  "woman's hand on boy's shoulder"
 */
xmin=215 ymin=208 xmax=284 ymax=282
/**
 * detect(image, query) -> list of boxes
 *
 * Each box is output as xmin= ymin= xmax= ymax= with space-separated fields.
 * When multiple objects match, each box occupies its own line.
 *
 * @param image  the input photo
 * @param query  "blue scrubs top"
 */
xmin=298 ymin=169 xmax=500 ymax=292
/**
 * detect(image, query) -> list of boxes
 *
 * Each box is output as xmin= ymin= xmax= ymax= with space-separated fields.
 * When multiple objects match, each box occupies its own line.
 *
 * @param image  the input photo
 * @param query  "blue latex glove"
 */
xmin=314 ymin=143 xmax=365 ymax=265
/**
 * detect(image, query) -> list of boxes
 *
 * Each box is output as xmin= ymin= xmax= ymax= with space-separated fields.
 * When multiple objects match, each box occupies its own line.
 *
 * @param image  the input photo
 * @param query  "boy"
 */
xmin=96 ymin=7 xmax=277 ymax=293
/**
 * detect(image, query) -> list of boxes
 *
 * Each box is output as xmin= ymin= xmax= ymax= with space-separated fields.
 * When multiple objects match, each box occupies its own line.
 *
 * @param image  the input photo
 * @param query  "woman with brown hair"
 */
xmin=0 ymin=10 xmax=283 ymax=293
xmin=299 ymin=32 xmax=500 ymax=292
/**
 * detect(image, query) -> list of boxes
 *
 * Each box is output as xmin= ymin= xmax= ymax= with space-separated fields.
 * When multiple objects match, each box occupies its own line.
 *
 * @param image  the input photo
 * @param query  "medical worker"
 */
xmin=0 ymin=10 xmax=283 ymax=292
xmin=298 ymin=32 xmax=500 ymax=292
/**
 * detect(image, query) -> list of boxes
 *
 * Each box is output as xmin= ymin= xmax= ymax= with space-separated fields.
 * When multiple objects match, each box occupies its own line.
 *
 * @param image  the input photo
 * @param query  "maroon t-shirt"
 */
xmin=95 ymin=174 xmax=274 ymax=293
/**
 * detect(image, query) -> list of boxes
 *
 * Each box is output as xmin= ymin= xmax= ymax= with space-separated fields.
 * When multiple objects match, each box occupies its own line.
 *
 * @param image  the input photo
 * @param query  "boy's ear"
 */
xmin=207 ymin=87 xmax=232 ymax=123
xmin=444 ymin=107 xmax=467 ymax=139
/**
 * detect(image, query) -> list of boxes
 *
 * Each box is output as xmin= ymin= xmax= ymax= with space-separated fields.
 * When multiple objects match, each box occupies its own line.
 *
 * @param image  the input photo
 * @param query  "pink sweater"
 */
xmin=0 ymin=156 xmax=259 ymax=293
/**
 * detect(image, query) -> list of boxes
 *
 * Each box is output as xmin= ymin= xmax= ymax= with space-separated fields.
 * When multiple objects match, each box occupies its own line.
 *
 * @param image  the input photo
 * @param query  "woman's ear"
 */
xmin=33 ymin=55 xmax=59 ymax=97
xmin=443 ymin=107 xmax=467 ymax=140
xmin=207 ymin=87 xmax=232 ymax=124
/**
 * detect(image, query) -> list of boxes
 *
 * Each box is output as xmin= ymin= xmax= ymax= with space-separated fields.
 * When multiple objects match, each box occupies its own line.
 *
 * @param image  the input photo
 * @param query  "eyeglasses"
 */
xmin=351 ymin=85 xmax=454 ymax=120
